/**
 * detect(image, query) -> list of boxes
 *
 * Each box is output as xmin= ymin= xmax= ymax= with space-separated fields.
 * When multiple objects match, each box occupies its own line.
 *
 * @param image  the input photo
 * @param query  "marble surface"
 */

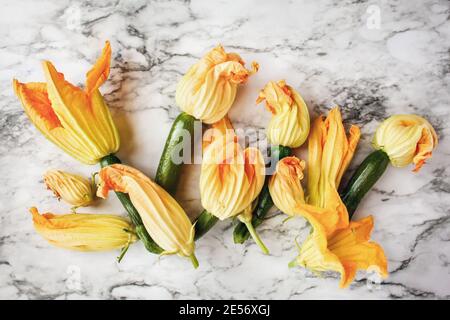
xmin=1 ymin=0 xmax=449 ymax=300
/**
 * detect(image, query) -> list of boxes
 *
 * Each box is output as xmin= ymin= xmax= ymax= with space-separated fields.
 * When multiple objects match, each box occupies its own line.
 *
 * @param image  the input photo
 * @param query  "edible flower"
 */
xmin=306 ymin=107 xmax=360 ymax=233
xmin=13 ymin=41 xmax=119 ymax=164
xmin=372 ymin=114 xmax=438 ymax=172
xmin=200 ymin=116 xmax=268 ymax=253
xmin=292 ymin=213 xmax=388 ymax=288
xmin=44 ymin=170 xmax=95 ymax=210
xmin=30 ymin=207 xmax=136 ymax=252
xmin=176 ymin=45 xmax=258 ymax=124
xmin=257 ymin=80 xmax=310 ymax=148
xmin=96 ymin=164 xmax=198 ymax=267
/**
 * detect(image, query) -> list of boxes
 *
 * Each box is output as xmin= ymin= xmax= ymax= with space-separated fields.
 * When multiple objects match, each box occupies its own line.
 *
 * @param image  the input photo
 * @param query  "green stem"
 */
xmin=100 ymin=154 xmax=163 ymax=254
xmin=189 ymin=253 xmax=199 ymax=269
xmin=244 ymin=221 xmax=269 ymax=255
xmin=233 ymin=145 xmax=292 ymax=244
xmin=288 ymin=259 xmax=297 ymax=268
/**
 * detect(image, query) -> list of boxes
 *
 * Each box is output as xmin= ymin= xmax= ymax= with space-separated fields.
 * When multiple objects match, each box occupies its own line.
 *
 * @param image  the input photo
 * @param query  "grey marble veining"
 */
xmin=0 ymin=0 xmax=449 ymax=299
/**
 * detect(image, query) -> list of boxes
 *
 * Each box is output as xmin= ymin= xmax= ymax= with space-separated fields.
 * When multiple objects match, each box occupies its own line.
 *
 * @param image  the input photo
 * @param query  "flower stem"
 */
xmin=189 ymin=253 xmax=199 ymax=269
xmin=288 ymin=259 xmax=297 ymax=268
xmin=244 ymin=221 xmax=269 ymax=255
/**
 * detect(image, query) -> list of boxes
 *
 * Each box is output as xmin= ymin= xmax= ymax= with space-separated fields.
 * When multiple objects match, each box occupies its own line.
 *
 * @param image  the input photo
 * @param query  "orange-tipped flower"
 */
xmin=257 ymin=80 xmax=310 ymax=148
xmin=269 ymin=156 xmax=306 ymax=215
xmin=372 ymin=114 xmax=438 ymax=172
xmin=200 ymin=118 xmax=265 ymax=220
xmin=96 ymin=164 xmax=198 ymax=266
xmin=293 ymin=213 xmax=388 ymax=288
xmin=306 ymin=107 xmax=361 ymax=231
xmin=30 ymin=207 xmax=136 ymax=251
xmin=13 ymin=41 xmax=119 ymax=164
xmin=176 ymin=45 xmax=258 ymax=124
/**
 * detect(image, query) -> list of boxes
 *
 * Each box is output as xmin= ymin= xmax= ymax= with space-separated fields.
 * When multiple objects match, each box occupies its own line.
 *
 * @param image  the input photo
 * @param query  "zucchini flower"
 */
xmin=96 ymin=164 xmax=198 ymax=267
xmin=176 ymin=45 xmax=258 ymax=124
xmin=200 ymin=117 xmax=268 ymax=253
xmin=13 ymin=41 xmax=120 ymax=164
xmin=268 ymin=156 xmax=306 ymax=216
xmin=306 ymin=107 xmax=361 ymax=232
xmin=257 ymin=80 xmax=310 ymax=148
xmin=372 ymin=114 xmax=438 ymax=172
xmin=30 ymin=207 xmax=136 ymax=252
xmin=291 ymin=213 xmax=388 ymax=288
xmin=44 ymin=170 xmax=94 ymax=210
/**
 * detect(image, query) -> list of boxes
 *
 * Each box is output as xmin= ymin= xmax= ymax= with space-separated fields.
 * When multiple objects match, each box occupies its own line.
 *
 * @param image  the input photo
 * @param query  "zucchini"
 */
xmin=155 ymin=112 xmax=196 ymax=195
xmin=194 ymin=210 xmax=218 ymax=240
xmin=100 ymin=154 xmax=163 ymax=254
xmin=340 ymin=149 xmax=390 ymax=218
xmin=233 ymin=145 xmax=292 ymax=244
xmin=155 ymin=112 xmax=220 ymax=241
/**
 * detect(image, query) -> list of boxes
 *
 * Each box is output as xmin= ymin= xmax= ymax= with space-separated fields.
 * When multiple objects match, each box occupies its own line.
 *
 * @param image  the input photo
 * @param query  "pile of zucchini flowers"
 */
xmin=13 ymin=42 xmax=438 ymax=287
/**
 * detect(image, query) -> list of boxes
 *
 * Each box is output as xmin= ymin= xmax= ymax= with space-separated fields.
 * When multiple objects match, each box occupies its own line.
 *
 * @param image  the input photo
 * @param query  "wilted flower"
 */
xmin=44 ymin=170 xmax=94 ymax=209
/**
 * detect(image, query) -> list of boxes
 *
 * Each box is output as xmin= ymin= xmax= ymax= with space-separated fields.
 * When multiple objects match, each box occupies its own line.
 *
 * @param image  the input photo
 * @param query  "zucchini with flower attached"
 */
xmin=12 ymin=41 xmax=162 ymax=256
xmin=155 ymin=45 xmax=258 ymax=240
xmin=340 ymin=114 xmax=438 ymax=218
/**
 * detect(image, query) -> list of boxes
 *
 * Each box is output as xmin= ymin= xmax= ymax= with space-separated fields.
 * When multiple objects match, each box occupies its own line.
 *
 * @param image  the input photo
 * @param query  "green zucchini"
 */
xmin=233 ymin=145 xmax=292 ymax=244
xmin=100 ymin=154 xmax=163 ymax=254
xmin=154 ymin=112 xmax=217 ymax=241
xmin=155 ymin=112 xmax=196 ymax=195
xmin=340 ymin=149 xmax=390 ymax=218
xmin=194 ymin=210 xmax=218 ymax=240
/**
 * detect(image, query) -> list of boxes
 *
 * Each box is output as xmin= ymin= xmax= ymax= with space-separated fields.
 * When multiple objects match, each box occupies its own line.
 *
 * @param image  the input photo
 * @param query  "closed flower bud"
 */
xmin=257 ymin=80 xmax=310 ymax=148
xmin=372 ymin=114 xmax=438 ymax=172
xmin=44 ymin=170 xmax=94 ymax=208
xmin=30 ymin=207 xmax=136 ymax=251
xmin=176 ymin=45 xmax=258 ymax=124
xmin=96 ymin=164 xmax=199 ymax=267
xmin=268 ymin=156 xmax=306 ymax=216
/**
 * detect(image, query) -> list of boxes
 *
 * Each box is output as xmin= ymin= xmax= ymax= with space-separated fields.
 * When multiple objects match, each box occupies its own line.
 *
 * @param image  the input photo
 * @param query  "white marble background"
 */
xmin=0 ymin=0 xmax=449 ymax=299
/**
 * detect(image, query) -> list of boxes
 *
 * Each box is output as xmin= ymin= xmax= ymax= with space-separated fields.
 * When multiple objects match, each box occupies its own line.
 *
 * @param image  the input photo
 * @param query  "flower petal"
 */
xmin=85 ymin=41 xmax=111 ymax=96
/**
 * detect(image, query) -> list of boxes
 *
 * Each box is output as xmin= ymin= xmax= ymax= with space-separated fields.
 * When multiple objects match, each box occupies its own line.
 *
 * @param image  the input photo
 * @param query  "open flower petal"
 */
xmin=296 ymin=214 xmax=388 ymax=288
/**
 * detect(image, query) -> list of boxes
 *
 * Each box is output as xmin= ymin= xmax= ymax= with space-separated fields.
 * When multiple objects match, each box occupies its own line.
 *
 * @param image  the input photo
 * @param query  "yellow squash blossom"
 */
xmin=257 ymin=80 xmax=310 ymax=148
xmin=292 ymin=213 xmax=388 ymax=288
xmin=268 ymin=156 xmax=306 ymax=215
xmin=96 ymin=164 xmax=198 ymax=267
xmin=269 ymin=108 xmax=388 ymax=287
xmin=176 ymin=45 xmax=258 ymax=124
xmin=268 ymin=155 xmax=339 ymax=235
xmin=30 ymin=207 xmax=136 ymax=252
xmin=13 ymin=41 xmax=120 ymax=164
xmin=270 ymin=108 xmax=360 ymax=234
xmin=200 ymin=117 xmax=265 ymax=221
xmin=306 ymin=107 xmax=361 ymax=233
xmin=200 ymin=116 xmax=268 ymax=253
xmin=372 ymin=114 xmax=438 ymax=172
xmin=44 ymin=170 xmax=94 ymax=209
